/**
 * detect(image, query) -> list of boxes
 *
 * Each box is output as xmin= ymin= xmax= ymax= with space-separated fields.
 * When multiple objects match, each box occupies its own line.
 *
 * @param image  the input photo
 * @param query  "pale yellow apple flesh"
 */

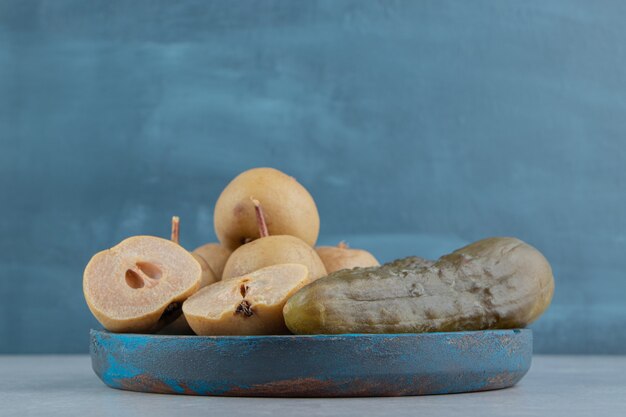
xmin=183 ymin=263 xmax=309 ymax=335
xmin=83 ymin=236 xmax=201 ymax=333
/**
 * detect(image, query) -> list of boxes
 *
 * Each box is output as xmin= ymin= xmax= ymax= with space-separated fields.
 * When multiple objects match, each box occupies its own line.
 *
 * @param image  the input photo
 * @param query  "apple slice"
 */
xmin=83 ymin=236 xmax=201 ymax=333
xmin=183 ymin=263 xmax=309 ymax=335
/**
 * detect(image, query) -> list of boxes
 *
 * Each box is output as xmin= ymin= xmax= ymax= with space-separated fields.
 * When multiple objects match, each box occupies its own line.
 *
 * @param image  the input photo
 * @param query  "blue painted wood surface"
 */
xmin=90 ymin=329 xmax=532 ymax=397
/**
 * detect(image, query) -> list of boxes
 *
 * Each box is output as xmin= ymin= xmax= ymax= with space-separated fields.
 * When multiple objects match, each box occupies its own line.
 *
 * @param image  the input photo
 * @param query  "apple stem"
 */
xmin=250 ymin=197 xmax=269 ymax=238
xmin=338 ymin=241 xmax=349 ymax=249
xmin=171 ymin=216 xmax=180 ymax=244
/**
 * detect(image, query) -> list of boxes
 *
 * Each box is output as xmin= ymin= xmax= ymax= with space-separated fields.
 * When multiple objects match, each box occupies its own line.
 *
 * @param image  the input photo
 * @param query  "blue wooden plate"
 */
xmin=90 ymin=328 xmax=531 ymax=397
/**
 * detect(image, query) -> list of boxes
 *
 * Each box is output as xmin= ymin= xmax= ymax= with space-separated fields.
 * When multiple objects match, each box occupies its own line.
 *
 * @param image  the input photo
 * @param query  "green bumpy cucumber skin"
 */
xmin=283 ymin=237 xmax=554 ymax=335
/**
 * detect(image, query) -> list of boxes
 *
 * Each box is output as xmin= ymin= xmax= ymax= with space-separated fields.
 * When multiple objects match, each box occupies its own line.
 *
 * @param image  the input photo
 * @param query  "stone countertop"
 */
xmin=1 ymin=355 xmax=625 ymax=417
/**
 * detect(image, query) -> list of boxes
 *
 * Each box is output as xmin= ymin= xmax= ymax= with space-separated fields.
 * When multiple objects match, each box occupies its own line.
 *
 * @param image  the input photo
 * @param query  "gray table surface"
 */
xmin=1 ymin=355 xmax=625 ymax=417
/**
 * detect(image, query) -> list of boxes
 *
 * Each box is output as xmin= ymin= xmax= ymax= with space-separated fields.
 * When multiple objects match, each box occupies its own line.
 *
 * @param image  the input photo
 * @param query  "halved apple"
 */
xmin=183 ymin=263 xmax=309 ymax=335
xmin=83 ymin=236 xmax=201 ymax=333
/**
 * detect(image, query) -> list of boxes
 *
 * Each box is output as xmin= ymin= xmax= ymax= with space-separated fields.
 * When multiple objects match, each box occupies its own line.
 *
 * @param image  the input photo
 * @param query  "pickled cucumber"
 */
xmin=283 ymin=237 xmax=554 ymax=334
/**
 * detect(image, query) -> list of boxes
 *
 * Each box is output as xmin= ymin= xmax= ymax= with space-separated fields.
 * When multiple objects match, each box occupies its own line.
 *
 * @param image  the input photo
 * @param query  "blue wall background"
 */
xmin=1 ymin=0 xmax=625 ymax=354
